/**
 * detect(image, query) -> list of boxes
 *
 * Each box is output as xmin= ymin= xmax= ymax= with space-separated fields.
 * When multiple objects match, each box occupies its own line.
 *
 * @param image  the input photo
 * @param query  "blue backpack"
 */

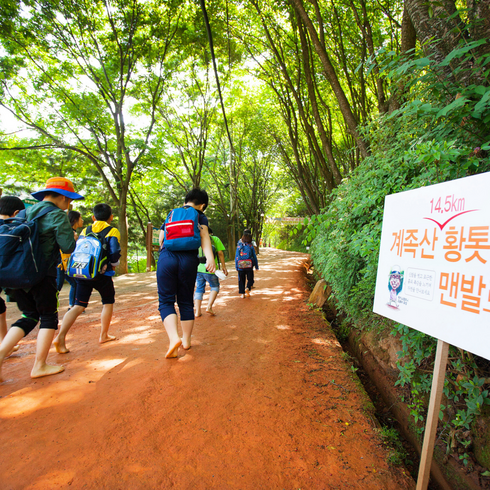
xmin=163 ymin=206 xmax=201 ymax=251
xmin=237 ymin=243 xmax=253 ymax=269
xmin=0 ymin=206 xmax=58 ymax=289
xmin=66 ymin=225 xmax=112 ymax=280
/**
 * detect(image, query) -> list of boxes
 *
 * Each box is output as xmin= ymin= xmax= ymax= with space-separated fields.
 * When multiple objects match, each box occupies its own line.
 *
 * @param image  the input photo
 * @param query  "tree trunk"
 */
xmin=467 ymin=0 xmax=490 ymax=59
xmin=405 ymin=0 xmax=482 ymax=86
xmin=348 ymin=0 xmax=388 ymax=114
xmin=228 ymin=220 xmax=236 ymax=263
xmin=289 ymin=0 xmax=370 ymax=158
xmin=297 ymin=15 xmax=342 ymax=185
xmin=117 ymin=191 xmax=129 ymax=275
xmin=389 ymin=6 xmax=417 ymax=112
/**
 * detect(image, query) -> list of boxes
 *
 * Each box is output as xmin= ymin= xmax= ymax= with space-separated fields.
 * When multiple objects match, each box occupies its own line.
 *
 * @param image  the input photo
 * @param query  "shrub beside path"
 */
xmin=0 ymin=249 xmax=415 ymax=489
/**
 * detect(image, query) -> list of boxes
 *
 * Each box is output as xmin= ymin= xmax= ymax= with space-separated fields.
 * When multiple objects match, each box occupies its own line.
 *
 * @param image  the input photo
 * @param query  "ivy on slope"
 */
xmin=309 ymin=40 xmax=490 ymax=322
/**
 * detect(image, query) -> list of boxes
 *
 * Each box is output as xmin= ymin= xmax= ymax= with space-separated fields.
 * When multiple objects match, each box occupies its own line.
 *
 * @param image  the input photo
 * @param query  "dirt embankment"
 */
xmin=0 ymin=249 xmax=414 ymax=489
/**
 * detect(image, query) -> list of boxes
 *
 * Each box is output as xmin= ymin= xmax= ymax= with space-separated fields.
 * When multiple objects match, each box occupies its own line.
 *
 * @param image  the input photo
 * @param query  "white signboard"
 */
xmin=373 ymin=172 xmax=490 ymax=361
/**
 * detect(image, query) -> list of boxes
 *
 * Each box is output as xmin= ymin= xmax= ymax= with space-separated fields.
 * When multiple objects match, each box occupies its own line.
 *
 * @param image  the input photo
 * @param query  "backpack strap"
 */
xmin=14 ymin=205 xmax=56 ymax=221
xmin=26 ymin=205 xmax=58 ymax=221
xmin=86 ymin=224 xmax=112 ymax=240
xmin=97 ymin=226 xmax=112 ymax=240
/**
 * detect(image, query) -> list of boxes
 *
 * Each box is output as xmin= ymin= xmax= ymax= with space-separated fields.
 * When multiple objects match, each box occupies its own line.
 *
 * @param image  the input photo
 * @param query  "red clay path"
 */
xmin=0 ymin=249 xmax=415 ymax=489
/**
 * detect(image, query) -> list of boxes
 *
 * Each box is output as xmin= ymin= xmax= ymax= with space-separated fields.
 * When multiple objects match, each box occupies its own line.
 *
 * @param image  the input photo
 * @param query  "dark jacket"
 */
xmin=26 ymin=201 xmax=76 ymax=277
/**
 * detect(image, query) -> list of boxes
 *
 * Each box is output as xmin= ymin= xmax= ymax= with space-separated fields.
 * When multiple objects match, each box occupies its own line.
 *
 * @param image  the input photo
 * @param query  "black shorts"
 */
xmin=75 ymin=275 xmax=115 ymax=307
xmin=7 ymin=276 xmax=59 ymax=334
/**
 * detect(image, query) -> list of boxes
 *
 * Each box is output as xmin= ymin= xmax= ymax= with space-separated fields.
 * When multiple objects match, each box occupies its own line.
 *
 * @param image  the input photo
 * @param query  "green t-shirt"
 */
xmin=198 ymin=235 xmax=225 ymax=274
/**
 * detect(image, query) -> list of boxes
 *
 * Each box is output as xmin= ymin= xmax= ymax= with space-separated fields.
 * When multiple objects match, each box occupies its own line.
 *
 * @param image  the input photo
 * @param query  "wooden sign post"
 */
xmin=373 ymin=172 xmax=490 ymax=489
xmin=146 ymin=222 xmax=161 ymax=272
xmin=146 ymin=222 xmax=153 ymax=272
xmin=416 ymin=340 xmax=449 ymax=490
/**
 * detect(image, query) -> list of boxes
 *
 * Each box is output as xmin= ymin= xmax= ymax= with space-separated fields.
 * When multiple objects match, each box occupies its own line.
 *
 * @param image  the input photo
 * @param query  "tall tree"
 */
xmin=288 ymin=0 xmax=370 ymax=158
xmin=154 ymin=59 xmax=218 ymax=189
xmin=0 ymin=0 xmax=181 ymax=272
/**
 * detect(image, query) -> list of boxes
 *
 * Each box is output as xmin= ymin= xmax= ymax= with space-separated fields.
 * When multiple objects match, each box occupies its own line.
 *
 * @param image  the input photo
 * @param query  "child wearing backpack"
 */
xmin=0 ymin=177 xmax=82 ymax=382
xmin=235 ymin=233 xmax=259 ymax=298
xmin=57 ymin=210 xmax=84 ymax=309
xmin=157 ymin=188 xmax=215 ymax=358
xmin=54 ymin=203 xmax=121 ymax=354
xmin=194 ymin=228 xmax=228 ymax=317
xmin=0 ymin=196 xmax=25 ymax=349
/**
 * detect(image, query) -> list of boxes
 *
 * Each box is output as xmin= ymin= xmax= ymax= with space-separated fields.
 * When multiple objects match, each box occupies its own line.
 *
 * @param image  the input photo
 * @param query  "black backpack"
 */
xmin=198 ymin=243 xmax=217 ymax=264
xmin=0 ymin=206 xmax=58 ymax=289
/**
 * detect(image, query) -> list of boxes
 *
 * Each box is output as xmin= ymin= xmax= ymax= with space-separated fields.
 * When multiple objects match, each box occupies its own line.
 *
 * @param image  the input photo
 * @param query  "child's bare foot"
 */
xmin=165 ymin=339 xmax=182 ymax=358
xmin=31 ymin=363 xmax=65 ymax=379
xmin=54 ymin=337 xmax=70 ymax=354
xmin=206 ymin=308 xmax=215 ymax=316
xmin=6 ymin=344 xmax=20 ymax=357
xmin=181 ymin=337 xmax=191 ymax=350
xmin=195 ymin=311 xmax=202 ymax=318
xmin=100 ymin=334 xmax=116 ymax=344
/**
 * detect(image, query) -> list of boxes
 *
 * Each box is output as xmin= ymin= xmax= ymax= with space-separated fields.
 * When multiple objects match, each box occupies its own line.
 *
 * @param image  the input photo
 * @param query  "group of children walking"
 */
xmin=0 ymin=179 xmax=259 ymax=382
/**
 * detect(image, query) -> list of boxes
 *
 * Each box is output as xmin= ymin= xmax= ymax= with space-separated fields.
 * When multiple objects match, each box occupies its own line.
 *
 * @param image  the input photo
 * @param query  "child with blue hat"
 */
xmin=0 ymin=177 xmax=83 ymax=382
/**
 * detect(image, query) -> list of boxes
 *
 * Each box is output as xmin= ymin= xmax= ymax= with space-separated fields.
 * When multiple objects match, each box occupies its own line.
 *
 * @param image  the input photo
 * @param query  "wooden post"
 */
xmin=416 ymin=339 xmax=450 ymax=490
xmin=146 ymin=222 xmax=152 ymax=272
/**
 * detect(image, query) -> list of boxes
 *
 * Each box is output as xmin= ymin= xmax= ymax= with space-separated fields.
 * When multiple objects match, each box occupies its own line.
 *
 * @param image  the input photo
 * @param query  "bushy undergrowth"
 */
xmin=308 ymin=45 xmax=490 ymax=321
xmin=307 ymin=40 xmax=490 ymax=470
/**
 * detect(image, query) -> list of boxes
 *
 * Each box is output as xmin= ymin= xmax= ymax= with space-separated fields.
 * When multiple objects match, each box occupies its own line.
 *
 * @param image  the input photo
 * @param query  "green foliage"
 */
xmin=392 ymin=322 xmax=490 ymax=468
xmin=127 ymin=254 xmax=149 ymax=274
xmin=308 ymin=36 xmax=490 ymax=468
xmin=376 ymin=426 xmax=410 ymax=467
xmin=275 ymin=223 xmax=308 ymax=252
xmin=392 ymin=324 xmax=436 ymax=433
xmin=308 ymin=40 xmax=490 ymax=322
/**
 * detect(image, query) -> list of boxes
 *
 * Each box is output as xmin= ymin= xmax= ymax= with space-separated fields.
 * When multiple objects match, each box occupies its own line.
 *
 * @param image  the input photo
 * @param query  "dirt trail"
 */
xmin=0 ymin=249 xmax=415 ymax=489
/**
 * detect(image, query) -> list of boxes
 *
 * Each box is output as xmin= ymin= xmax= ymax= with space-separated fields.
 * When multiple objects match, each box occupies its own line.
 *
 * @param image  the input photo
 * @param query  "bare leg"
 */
xmin=54 ymin=305 xmax=85 ymax=354
xmin=206 ymin=290 xmax=218 ymax=315
xmin=194 ymin=299 xmax=202 ymax=317
xmin=0 ymin=327 xmax=25 ymax=382
xmin=0 ymin=313 xmax=20 ymax=354
xmin=31 ymin=328 xmax=64 ymax=379
xmin=99 ymin=304 xmax=116 ymax=344
xmin=181 ymin=319 xmax=194 ymax=350
xmin=163 ymin=314 xmax=182 ymax=358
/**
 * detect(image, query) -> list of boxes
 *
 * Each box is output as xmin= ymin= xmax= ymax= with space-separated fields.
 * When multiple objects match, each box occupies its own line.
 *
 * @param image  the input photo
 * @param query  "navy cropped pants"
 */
xmin=157 ymin=249 xmax=199 ymax=322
